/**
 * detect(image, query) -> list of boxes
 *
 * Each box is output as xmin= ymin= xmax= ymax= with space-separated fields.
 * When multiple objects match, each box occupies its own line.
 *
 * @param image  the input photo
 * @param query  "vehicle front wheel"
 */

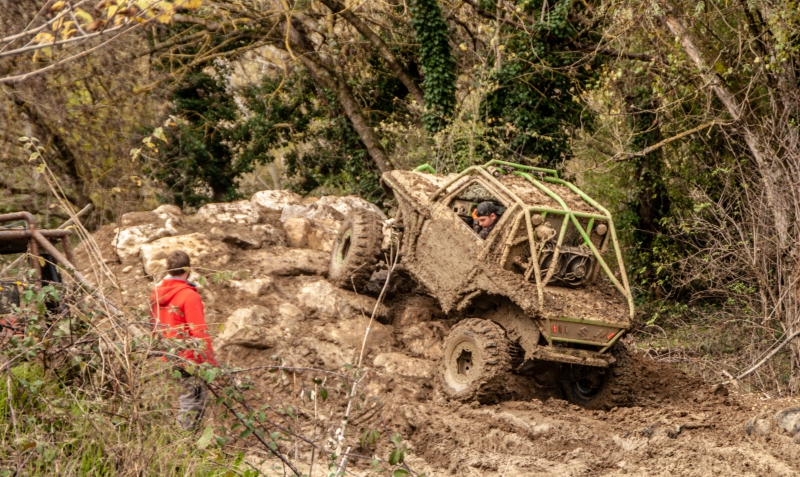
xmin=559 ymin=343 xmax=635 ymax=410
xmin=439 ymin=318 xmax=513 ymax=403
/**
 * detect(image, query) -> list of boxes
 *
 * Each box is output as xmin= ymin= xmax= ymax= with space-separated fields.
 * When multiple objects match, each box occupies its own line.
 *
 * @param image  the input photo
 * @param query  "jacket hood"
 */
xmin=150 ymin=278 xmax=196 ymax=306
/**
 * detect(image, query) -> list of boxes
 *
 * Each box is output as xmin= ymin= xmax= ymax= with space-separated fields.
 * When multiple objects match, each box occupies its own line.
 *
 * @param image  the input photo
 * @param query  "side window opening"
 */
xmin=448 ymin=182 xmax=506 ymax=237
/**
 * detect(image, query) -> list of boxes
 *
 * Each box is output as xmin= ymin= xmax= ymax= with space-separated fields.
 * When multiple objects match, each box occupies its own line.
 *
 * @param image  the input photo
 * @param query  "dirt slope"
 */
xmin=77 ymin=196 xmax=800 ymax=476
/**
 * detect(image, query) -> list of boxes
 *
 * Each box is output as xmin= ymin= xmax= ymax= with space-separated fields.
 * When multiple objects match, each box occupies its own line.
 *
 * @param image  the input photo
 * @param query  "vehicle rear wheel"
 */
xmin=328 ymin=210 xmax=383 ymax=292
xmin=439 ymin=318 xmax=513 ymax=403
xmin=559 ymin=342 xmax=634 ymax=410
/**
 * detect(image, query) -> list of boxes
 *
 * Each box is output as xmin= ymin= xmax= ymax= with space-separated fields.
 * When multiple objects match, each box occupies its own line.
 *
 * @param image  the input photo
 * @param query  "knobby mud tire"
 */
xmin=328 ymin=210 xmax=383 ymax=292
xmin=439 ymin=318 xmax=513 ymax=403
xmin=560 ymin=343 xmax=635 ymax=410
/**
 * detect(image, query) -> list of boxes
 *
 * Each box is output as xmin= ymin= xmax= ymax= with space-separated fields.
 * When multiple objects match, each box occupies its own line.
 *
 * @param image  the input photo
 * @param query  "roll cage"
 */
xmin=420 ymin=160 xmax=634 ymax=321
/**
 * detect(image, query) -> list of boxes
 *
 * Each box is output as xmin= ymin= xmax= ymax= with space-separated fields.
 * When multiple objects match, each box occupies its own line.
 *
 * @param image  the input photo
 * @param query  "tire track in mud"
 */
xmin=375 ymin=351 xmax=800 ymax=477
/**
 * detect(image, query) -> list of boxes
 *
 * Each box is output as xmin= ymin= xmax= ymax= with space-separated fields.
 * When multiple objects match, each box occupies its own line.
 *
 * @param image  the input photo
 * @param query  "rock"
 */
xmin=746 ymin=417 xmax=773 ymax=437
xmin=283 ymin=217 xmax=311 ymax=248
xmin=279 ymin=195 xmax=385 ymax=252
xmin=248 ymin=248 xmax=329 ymax=276
xmin=280 ymin=203 xmax=344 ymax=224
xmin=217 ymin=303 xmax=305 ymax=350
xmin=252 ymin=224 xmax=286 ymax=246
xmin=226 ymin=277 xmax=272 ymax=296
xmin=747 ymin=408 xmax=800 ymax=438
xmin=250 ymin=190 xmax=303 ymax=215
xmin=296 ymin=279 xmax=385 ymax=319
xmin=113 ymin=218 xmax=181 ymax=261
xmin=139 ymin=233 xmax=230 ymax=276
xmin=401 ymin=322 xmax=445 ymax=360
xmin=279 ymin=303 xmax=304 ymax=323
xmin=326 ymin=317 xmax=393 ymax=353
xmin=373 ymin=353 xmax=435 ymax=379
xmin=315 ymin=195 xmax=386 ymax=220
xmin=395 ymin=296 xmax=441 ymax=326
xmin=122 ymin=265 xmax=133 ymax=274
xmin=774 ymin=407 xmax=800 ymax=437
xmin=153 ymin=204 xmax=183 ymax=223
xmin=217 ymin=305 xmax=272 ymax=349
xmin=209 ymin=226 xmax=263 ymax=249
xmin=196 ymin=200 xmax=260 ymax=226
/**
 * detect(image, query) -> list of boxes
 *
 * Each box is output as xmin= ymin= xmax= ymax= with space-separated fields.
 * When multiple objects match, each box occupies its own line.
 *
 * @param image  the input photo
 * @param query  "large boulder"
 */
xmin=196 ymin=200 xmax=260 ymax=226
xmin=217 ymin=303 xmax=305 ymax=349
xmin=283 ymin=217 xmax=311 ymax=248
xmin=250 ymin=190 xmax=303 ymax=215
xmin=325 ymin=317 xmax=393 ymax=354
xmin=279 ymin=195 xmax=386 ymax=252
xmin=295 ymin=279 xmax=386 ymax=319
xmin=282 ymin=216 xmax=340 ymax=252
xmin=247 ymin=248 xmax=329 ymax=277
xmin=747 ymin=407 xmax=800 ymax=439
xmin=209 ymin=223 xmax=286 ymax=249
xmin=113 ymin=209 xmax=182 ymax=261
xmin=225 ymin=277 xmax=273 ymax=296
xmin=316 ymin=195 xmax=386 ymax=220
xmin=139 ymin=233 xmax=230 ymax=276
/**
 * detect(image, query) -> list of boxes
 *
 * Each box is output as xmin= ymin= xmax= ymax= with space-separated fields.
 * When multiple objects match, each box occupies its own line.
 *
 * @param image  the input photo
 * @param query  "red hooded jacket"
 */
xmin=150 ymin=278 xmax=217 ymax=366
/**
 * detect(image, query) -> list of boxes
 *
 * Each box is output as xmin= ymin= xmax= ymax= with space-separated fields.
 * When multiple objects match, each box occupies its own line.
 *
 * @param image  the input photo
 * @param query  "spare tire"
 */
xmin=328 ymin=210 xmax=383 ymax=292
xmin=439 ymin=318 xmax=514 ymax=403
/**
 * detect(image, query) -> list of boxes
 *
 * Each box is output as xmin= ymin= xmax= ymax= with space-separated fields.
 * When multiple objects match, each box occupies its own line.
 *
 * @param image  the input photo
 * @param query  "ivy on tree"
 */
xmin=410 ymin=0 xmax=456 ymax=133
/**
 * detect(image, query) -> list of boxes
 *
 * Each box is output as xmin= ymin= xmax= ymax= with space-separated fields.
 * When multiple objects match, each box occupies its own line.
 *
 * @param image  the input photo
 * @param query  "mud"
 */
xmin=77 ymin=201 xmax=800 ymax=476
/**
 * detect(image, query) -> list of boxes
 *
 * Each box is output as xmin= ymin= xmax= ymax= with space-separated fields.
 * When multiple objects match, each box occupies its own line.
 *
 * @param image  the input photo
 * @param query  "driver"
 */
xmin=472 ymin=201 xmax=504 ymax=239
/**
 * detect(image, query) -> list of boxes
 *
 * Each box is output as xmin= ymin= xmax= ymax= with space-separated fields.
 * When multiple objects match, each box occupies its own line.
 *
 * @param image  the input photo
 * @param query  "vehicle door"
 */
xmin=414 ymin=178 xmax=510 ymax=304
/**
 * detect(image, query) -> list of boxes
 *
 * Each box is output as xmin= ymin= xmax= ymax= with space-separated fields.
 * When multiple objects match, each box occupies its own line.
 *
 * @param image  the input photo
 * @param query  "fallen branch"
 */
xmin=736 ymin=329 xmax=800 ymax=380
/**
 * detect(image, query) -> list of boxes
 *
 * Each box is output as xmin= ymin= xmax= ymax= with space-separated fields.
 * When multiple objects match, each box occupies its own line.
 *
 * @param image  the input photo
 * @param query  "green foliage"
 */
xmin=483 ymin=0 xmax=599 ymax=168
xmin=409 ymin=0 xmax=457 ymax=132
xmin=148 ymin=69 xmax=245 ymax=206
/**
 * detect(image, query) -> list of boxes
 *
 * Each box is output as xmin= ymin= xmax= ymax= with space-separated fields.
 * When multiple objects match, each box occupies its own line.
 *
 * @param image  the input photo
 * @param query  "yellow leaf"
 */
xmin=74 ymin=8 xmax=93 ymax=24
xmin=153 ymin=127 xmax=167 ymax=143
xmin=39 ymin=257 xmax=46 ymax=267
xmin=62 ymin=28 xmax=77 ymax=40
xmin=157 ymin=12 xmax=173 ymax=24
xmin=50 ymin=1 xmax=66 ymax=11
xmin=107 ymin=5 xmax=119 ymax=18
xmin=34 ymin=32 xmax=54 ymax=44
xmin=52 ymin=17 xmax=64 ymax=31
xmin=175 ymin=0 xmax=202 ymax=9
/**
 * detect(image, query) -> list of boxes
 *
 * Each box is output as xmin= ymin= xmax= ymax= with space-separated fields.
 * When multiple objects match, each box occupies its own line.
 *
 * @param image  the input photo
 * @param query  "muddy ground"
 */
xmin=77 ymin=198 xmax=800 ymax=477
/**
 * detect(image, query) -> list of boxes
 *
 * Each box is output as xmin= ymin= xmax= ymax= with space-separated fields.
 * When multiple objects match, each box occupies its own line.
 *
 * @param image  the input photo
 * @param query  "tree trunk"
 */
xmin=318 ymin=0 xmax=426 ymax=108
xmin=7 ymin=86 xmax=91 ymax=208
xmin=661 ymin=8 xmax=789 ymax=250
xmin=297 ymin=54 xmax=394 ymax=173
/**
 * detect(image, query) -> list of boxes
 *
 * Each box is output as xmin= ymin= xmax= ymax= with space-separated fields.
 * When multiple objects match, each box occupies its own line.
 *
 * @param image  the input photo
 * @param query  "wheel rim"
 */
xmin=337 ymin=229 xmax=352 ymax=263
xmin=573 ymin=378 xmax=601 ymax=399
xmin=446 ymin=339 xmax=479 ymax=389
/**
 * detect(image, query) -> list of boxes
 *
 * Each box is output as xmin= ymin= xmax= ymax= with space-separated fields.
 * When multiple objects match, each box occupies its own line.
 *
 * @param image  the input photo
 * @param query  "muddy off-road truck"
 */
xmin=328 ymin=161 xmax=635 ymax=409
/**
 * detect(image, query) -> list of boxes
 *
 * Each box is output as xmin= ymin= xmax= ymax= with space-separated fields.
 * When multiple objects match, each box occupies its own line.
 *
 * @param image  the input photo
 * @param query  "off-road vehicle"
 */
xmin=329 ymin=161 xmax=635 ymax=409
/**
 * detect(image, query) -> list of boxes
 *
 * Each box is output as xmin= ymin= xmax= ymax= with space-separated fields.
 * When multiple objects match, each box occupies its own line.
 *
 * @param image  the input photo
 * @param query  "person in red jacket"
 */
xmin=150 ymin=250 xmax=217 ymax=430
